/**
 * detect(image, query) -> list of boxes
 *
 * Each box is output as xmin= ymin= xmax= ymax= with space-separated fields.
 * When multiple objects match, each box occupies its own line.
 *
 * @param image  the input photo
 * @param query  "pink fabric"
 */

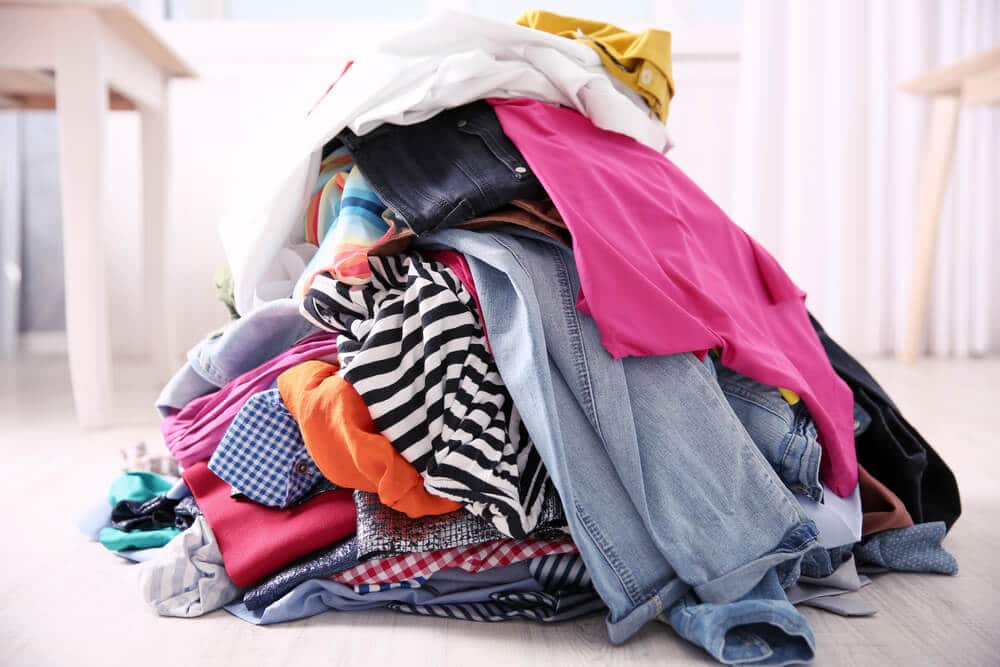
xmin=489 ymin=97 xmax=857 ymax=497
xmin=162 ymin=334 xmax=339 ymax=468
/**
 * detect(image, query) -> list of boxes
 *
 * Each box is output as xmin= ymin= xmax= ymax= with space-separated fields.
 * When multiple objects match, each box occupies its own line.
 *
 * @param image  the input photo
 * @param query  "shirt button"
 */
xmin=294 ymin=460 xmax=310 ymax=474
xmin=640 ymin=66 xmax=654 ymax=86
xmin=514 ymin=166 xmax=528 ymax=174
xmin=457 ymin=120 xmax=467 ymax=128
xmin=853 ymin=419 xmax=861 ymax=430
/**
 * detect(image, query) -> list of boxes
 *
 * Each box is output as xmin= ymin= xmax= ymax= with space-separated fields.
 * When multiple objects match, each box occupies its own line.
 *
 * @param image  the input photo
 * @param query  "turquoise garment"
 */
xmin=99 ymin=526 xmax=180 ymax=551
xmin=99 ymin=472 xmax=179 ymax=552
xmin=109 ymin=471 xmax=175 ymax=505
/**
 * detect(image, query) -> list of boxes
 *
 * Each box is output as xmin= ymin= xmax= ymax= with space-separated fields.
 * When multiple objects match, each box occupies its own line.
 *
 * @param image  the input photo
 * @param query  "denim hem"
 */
xmin=694 ymin=522 xmax=818 ymax=603
xmin=155 ymin=362 xmax=217 ymax=415
xmin=605 ymin=578 xmax=690 ymax=645
xmin=722 ymin=610 xmax=812 ymax=665
xmin=189 ymin=326 xmax=321 ymax=389
xmin=669 ymin=602 xmax=816 ymax=665
xmin=190 ymin=358 xmax=228 ymax=389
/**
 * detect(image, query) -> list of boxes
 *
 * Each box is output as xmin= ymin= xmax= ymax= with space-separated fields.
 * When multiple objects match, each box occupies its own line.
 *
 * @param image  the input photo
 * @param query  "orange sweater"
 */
xmin=278 ymin=360 xmax=460 ymax=518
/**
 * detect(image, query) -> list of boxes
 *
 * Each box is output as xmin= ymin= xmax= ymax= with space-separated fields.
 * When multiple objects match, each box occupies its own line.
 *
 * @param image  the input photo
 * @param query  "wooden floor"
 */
xmin=0 ymin=354 xmax=997 ymax=666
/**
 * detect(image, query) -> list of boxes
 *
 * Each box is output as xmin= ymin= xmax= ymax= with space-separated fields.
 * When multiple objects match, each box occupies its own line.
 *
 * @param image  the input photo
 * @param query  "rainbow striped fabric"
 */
xmin=304 ymin=147 xmax=354 ymax=246
xmin=297 ymin=148 xmax=397 ymax=291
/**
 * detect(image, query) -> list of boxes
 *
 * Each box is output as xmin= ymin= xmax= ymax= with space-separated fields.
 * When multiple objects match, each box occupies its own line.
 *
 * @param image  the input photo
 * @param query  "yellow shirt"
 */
xmin=516 ymin=10 xmax=675 ymax=122
xmin=778 ymin=387 xmax=801 ymax=405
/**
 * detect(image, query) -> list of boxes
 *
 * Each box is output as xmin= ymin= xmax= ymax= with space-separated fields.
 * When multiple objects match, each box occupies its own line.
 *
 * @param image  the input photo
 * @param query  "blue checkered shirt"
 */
xmin=208 ymin=388 xmax=321 ymax=508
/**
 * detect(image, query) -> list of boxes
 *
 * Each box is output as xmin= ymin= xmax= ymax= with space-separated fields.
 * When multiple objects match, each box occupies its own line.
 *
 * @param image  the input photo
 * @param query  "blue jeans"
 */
xmin=666 ymin=569 xmax=815 ymax=665
xmin=156 ymin=299 xmax=318 ymax=414
xmin=422 ymin=229 xmax=817 ymax=655
xmin=711 ymin=361 xmax=824 ymax=502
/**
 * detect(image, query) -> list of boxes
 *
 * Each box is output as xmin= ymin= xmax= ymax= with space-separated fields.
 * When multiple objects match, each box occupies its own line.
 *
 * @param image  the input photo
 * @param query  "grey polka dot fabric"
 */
xmin=854 ymin=522 xmax=957 ymax=575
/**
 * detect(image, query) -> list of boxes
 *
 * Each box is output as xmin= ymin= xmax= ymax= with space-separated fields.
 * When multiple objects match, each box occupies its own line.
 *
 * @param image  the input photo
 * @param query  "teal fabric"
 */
xmin=99 ymin=472 xmax=179 ymax=552
xmin=99 ymin=526 xmax=180 ymax=551
xmin=109 ymin=471 xmax=175 ymax=505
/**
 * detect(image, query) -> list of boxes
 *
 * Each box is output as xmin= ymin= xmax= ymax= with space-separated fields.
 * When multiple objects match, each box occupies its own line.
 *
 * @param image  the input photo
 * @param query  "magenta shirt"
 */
xmin=162 ymin=334 xmax=339 ymax=468
xmin=489 ymin=98 xmax=857 ymax=497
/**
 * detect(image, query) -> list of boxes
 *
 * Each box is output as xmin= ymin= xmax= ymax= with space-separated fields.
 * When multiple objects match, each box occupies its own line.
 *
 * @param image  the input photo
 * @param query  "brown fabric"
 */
xmin=369 ymin=199 xmax=569 ymax=258
xmin=860 ymin=464 xmax=915 ymax=536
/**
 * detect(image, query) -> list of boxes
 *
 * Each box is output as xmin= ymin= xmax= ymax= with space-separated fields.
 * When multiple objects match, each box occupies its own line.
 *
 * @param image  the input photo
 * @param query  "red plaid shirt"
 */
xmin=333 ymin=538 xmax=577 ymax=591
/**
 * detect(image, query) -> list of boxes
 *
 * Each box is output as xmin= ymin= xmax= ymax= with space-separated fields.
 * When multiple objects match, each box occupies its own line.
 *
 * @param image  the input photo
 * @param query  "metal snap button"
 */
xmin=294 ymin=460 xmax=310 ymax=474
xmin=457 ymin=119 xmax=467 ymax=127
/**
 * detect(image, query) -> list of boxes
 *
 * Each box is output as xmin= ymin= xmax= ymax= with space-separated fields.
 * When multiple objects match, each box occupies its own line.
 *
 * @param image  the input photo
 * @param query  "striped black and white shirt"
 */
xmin=302 ymin=253 xmax=549 ymax=538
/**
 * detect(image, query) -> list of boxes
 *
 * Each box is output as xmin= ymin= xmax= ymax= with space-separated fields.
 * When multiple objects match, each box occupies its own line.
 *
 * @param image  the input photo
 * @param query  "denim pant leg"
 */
xmin=714 ymin=365 xmax=824 ymax=502
xmin=665 ymin=569 xmax=816 ymax=665
xmin=443 ymin=233 xmax=689 ymax=642
xmin=527 ymin=241 xmax=815 ymax=604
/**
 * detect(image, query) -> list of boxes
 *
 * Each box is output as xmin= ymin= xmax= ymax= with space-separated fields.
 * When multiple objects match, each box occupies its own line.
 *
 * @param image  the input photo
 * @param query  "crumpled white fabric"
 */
xmin=253 ymin=243 xmax=317 ymax=310
xmin=136 ymin=516 xmax=241 ymax=617
xmin=222 ymin=10 xmax=672 ymax=315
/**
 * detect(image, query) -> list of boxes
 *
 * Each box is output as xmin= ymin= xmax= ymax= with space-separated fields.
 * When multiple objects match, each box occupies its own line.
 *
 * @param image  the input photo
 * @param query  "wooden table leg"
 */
xmin=140 ymin=88 xmax=172 ymax=382
xmin=899 ymin=96 xmax=961 ymax=363
xmin=54 ymin=36 xmax=114 ymax=427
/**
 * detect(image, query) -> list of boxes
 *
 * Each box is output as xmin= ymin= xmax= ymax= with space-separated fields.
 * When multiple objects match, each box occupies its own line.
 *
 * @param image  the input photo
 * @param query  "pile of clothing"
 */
xmin=80 ymin=11 xmax=961 ymax=665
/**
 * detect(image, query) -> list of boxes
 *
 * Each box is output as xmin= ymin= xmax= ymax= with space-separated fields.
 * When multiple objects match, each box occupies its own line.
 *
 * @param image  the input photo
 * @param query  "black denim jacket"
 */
xmin=337 ymin=101 xmax=547 ymax=235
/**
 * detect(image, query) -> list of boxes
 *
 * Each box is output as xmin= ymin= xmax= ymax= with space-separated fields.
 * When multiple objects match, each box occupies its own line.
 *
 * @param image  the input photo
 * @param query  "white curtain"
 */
xmin=736 ymin=0 xmax=1000 ymax=357
xmin=0 ymin=113 xmax=22 ymax=357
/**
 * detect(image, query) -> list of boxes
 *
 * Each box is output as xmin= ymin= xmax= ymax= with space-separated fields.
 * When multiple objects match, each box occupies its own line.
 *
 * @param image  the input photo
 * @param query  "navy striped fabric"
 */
xmin=388 ymin=554 xmax=605 ymax=624
xmin=528 ymin=552 xmax=592 ymax=590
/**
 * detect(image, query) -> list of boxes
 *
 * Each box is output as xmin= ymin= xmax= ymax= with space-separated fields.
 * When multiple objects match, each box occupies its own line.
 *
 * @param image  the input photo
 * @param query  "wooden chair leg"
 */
xmin=899 ymin=96 xmax=961 ymax=363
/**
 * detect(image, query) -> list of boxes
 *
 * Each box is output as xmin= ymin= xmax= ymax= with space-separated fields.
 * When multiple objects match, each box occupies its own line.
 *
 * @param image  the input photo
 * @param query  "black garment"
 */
xmin=337 ymin=101 xmax=547 ymax=235
xmin=809 ymin=315 xmax=960 ymax=530
xmin=110 ymin=494 xmax=199 ymax=532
